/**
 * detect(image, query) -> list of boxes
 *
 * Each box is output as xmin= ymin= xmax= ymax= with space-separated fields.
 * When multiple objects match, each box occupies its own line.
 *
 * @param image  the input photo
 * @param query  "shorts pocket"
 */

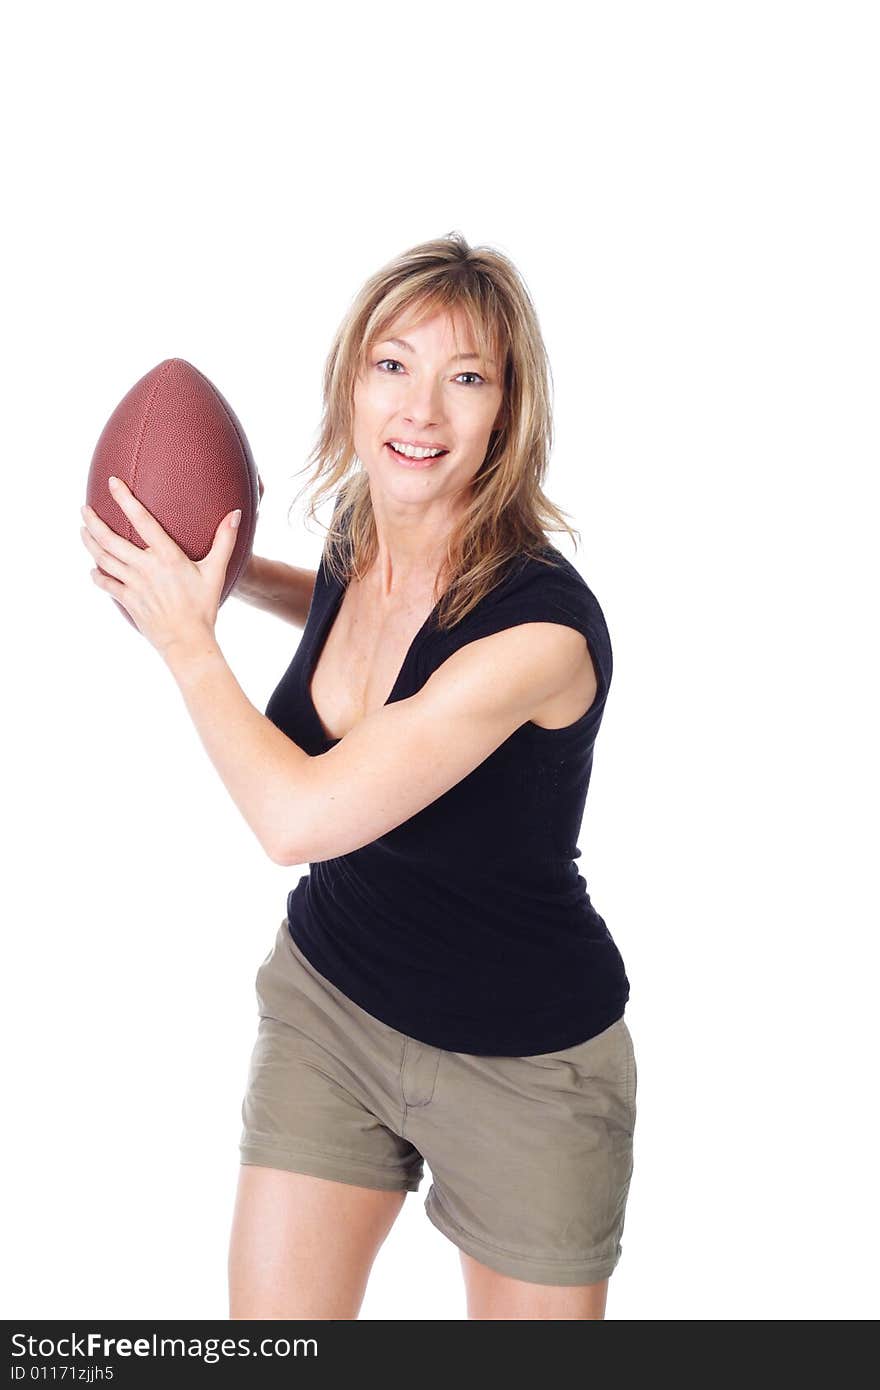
xmin=253 ymin=952 xmax=272 ymax=1013
xmin=253 ymin=918 xmax=296 ymax=1019
xmin=619 ymin=1018 xmax=638 ymax=1125
xmin=512 ymin=1017 xmax=635 ymax=1135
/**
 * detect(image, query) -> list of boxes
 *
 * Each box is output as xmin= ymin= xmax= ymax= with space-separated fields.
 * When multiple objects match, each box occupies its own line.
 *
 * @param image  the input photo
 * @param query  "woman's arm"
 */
xmin=161 ymin=619 xmax=592 ymax=868
xmin=233 ymin=555 xmax=317 ymax=627
xmin=281 ymin=621 xmax=594 ymax=865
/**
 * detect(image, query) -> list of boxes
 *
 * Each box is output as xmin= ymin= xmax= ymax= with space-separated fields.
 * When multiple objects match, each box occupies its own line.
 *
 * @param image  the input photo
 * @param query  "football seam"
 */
xmin=188 ymin=361 xmax=257 ymax=588
xmin=128 ymin=358 xmax=175 ymax=551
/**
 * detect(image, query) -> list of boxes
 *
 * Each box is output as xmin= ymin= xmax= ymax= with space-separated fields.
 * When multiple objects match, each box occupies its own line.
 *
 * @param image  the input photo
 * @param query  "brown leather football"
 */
xmin=86 ymin=358 xmax=263 ymax=629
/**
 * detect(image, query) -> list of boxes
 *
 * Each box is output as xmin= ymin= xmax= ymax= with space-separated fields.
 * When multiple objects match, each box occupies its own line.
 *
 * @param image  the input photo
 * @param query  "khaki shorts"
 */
xmin=239 ymin=917 xmax=638 ymax=1286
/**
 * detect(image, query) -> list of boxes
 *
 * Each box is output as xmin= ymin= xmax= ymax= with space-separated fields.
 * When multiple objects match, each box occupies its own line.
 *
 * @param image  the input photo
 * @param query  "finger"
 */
xmin=90 ymin=566 xmax=128 ymax=603
xmin=81 ymin=499 xmax=145 ymax=567
xmin=199 ymin=510 xmax=240 ymax=583
xmin=106 ymin=475 xmax=176 ymax=554
xmin=80 ymin=525 xmax=129 ymax=581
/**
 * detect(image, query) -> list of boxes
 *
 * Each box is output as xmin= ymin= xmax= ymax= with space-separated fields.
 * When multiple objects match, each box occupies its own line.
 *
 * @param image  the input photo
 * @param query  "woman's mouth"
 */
xmin=385 ymin=441 xmax=449 ymax=469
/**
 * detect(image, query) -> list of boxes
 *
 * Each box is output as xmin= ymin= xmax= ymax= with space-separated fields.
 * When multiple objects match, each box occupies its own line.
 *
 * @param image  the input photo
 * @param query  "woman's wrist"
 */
xmin=233 ymin=553 xmax=270 ymax=602
xmin=232 ymin=556 xmax=315 ymax=626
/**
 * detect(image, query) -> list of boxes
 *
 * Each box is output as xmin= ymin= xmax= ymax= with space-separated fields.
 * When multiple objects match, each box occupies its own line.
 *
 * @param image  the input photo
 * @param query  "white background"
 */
xmin=2 ymin=0 xmax=877 ymax=1321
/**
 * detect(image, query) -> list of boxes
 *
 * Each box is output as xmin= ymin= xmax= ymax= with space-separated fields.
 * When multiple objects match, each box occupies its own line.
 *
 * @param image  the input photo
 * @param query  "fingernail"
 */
xmin=230 ymin=509 xmax=242 ymax=529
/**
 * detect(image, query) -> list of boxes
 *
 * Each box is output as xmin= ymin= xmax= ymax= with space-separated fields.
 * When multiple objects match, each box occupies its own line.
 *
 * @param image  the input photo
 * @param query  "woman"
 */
xmin=229 ymin=233 xmax=636 ymax=1320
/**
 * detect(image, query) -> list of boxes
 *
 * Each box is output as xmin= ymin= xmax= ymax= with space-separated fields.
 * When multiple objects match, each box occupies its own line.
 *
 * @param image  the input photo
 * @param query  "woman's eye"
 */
xmin=375 ymin=359 xmax=484 ymax=385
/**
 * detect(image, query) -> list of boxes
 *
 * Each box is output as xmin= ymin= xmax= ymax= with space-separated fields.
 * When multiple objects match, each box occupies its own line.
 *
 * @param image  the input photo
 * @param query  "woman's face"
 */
xmin=352 ymin=307 xmax=505 ymax=503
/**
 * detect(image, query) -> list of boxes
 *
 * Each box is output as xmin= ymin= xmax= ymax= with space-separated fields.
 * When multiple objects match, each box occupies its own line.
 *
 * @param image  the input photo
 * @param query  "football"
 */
xmin=85 ymin=358 xmax=263 ymax=629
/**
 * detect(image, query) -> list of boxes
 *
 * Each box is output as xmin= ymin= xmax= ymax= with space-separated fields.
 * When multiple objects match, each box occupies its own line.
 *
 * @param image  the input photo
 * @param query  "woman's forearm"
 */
xmin=163 ymin=636 xmax=311 ymax=864
xmin=233 ymin=555 xmax=317 ymax=627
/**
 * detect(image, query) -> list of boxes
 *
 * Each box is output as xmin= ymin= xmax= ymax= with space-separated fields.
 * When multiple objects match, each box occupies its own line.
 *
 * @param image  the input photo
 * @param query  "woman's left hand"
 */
xmin=80 ymin=475 xmax=242 ymax=660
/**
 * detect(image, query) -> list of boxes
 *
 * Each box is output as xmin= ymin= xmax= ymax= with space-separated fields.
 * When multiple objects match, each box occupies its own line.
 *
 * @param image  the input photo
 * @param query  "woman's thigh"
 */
xmin=228 ymin=1164 xmax=406 ymax=1319
xmin=232 ymin=918 xmax=423 ymax=1317
xmin=408 ymin=1015 xmax=638 ymax=1304
xmin=239 ymin=918 xmax=425 ymax=1192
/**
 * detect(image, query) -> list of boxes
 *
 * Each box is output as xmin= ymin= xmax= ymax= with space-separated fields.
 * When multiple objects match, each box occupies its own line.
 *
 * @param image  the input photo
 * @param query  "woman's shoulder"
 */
xmin=495 ymin=543 xmax=609 ymax=633
xmin=418 ymin=541 xmax=613 ymax=711
xmin=430 ymin=542 xmax=609 ymax=652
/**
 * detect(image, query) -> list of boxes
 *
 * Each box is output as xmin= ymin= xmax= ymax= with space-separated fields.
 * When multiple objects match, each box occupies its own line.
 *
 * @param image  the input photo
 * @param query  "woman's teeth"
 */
xmin=385 ymin=441 xmax=448 ymax=467
xmin=388 ymin=441 xmax=447 ymax=459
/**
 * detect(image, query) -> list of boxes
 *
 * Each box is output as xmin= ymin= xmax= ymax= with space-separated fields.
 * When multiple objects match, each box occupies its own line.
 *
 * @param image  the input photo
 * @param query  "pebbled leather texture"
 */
xmin=85 ymin=357 xmax=260 ymax=629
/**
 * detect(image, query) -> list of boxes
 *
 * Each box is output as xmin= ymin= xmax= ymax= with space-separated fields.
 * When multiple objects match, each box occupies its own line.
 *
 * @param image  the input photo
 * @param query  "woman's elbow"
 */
xmin=273 ymin=817 xmax=326 ymax=867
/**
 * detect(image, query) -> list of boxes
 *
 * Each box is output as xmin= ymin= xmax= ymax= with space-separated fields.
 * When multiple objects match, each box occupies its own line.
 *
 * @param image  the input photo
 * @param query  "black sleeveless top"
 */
xmin=264 ymin=541 xmax=631 ymax=1056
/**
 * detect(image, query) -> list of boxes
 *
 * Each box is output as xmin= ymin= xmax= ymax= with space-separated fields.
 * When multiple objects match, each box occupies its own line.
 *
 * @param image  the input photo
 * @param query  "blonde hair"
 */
xmin=288 ymin=230 xmax=581 ymax=630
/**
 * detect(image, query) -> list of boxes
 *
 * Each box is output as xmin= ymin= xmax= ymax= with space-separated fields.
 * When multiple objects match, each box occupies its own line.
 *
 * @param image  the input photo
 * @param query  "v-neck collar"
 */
xmin=303 ymin=565 xmax=444 ymax=748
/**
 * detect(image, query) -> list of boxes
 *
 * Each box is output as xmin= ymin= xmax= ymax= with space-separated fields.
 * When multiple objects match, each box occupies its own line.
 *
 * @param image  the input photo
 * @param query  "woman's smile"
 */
xmin=384 ymin=440 xmax=449 ymax=469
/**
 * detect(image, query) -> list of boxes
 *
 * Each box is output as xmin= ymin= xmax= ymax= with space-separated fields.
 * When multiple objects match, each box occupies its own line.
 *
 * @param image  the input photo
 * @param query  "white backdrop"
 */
xmin=2 ymin=0 xmax=876 ymax=1321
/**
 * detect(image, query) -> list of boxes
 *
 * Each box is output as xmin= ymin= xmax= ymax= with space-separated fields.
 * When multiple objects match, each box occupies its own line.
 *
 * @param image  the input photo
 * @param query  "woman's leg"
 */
xmin=228 ymin=1164 xmax=407 ymax=1319
xmin=459 ymin=1250 xmax=609 ymax=1320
